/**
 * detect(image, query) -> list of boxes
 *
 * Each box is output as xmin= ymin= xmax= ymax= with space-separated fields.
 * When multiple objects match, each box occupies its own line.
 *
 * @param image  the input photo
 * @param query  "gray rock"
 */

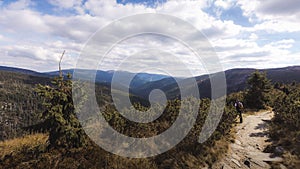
xmin=231 ymin=158 xmax=241 ymax=167
xmin=231 ymin=153 xmax=241 ymax=161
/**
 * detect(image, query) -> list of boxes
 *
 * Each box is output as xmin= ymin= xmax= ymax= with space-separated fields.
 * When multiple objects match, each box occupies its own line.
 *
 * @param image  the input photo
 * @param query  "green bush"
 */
xmin=268 ymin=83 xmax=300 ymax=167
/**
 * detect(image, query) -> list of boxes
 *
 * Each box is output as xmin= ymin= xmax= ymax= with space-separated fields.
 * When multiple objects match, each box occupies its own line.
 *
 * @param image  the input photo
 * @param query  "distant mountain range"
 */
xmin=0 ymin=66 xmax=45 ymax=77
xmin=46 ymin=69 xmax=170 ymax=89
xmin=1 ymin=65 xmax=300 ymax=99
xmin=147 ymin=66 xmax=300 ymax=99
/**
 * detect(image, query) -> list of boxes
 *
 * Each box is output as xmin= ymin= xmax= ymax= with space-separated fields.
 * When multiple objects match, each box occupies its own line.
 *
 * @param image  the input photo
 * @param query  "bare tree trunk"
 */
xmin=59 ymin=50 xmax=65 ymax=78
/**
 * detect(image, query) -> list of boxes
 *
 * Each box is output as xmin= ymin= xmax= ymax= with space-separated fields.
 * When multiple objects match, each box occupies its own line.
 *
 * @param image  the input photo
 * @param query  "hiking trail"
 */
xmin=212 ymin=111 xmax=285 ymax=169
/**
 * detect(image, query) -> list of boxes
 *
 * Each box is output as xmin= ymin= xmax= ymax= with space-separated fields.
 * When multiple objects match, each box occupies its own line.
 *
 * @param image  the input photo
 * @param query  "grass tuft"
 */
xmin=0 ymin=133 xmax=48 ymax=159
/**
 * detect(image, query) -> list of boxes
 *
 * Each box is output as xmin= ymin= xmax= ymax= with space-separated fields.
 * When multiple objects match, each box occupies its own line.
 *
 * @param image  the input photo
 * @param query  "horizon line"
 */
xmin=0 ymin=64 xmax=300 ymax=78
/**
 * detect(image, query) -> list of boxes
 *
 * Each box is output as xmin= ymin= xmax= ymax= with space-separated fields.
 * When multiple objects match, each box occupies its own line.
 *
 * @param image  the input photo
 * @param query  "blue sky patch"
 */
xmin=220 ymin=6 xmax=252 ymax=27
xmin=117 ymin=0 xmax=166 ymax=7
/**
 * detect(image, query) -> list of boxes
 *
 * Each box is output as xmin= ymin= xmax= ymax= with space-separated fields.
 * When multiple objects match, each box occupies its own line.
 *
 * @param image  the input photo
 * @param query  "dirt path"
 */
xmin=212 ymin=111 xmax=283 ymax=169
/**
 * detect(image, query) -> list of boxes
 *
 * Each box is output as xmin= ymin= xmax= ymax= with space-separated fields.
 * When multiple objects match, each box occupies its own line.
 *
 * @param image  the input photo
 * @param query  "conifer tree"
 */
xmin=245 ymin=70 xmax=271 ymax=109
xmin=35 ymin=51 xmax=87 ymax=148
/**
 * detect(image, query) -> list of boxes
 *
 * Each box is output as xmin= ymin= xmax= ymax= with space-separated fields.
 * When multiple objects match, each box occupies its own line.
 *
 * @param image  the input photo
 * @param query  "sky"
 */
xmin=0 ymin=0 xmax=300 ymax=76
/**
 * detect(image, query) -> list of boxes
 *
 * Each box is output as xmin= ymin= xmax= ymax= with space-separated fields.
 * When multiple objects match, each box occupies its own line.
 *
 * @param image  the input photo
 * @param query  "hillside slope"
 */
xmin=133 ymin=66 xmax=300 ymax=100
xmin=0 ymin=71 xmax=50 ymax=141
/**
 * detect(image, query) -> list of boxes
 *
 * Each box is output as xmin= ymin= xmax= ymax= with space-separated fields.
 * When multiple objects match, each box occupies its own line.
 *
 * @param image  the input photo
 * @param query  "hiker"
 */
xmin=234 ymin=100 xmax=244 ymax=123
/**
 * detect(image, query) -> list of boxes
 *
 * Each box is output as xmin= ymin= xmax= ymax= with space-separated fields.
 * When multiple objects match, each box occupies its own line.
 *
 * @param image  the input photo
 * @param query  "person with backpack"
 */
xmin=234 ymin=100 xmax=244 ymax=123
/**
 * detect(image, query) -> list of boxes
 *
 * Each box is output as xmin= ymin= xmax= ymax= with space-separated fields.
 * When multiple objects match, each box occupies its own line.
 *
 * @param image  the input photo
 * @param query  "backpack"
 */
xmin=237 ymin=101 xmax=243 ymax=109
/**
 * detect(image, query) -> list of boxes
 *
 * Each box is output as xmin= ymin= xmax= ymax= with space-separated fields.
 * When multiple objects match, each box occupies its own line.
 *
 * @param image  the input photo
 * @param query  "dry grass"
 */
xmin=0 ymin=133 xmax=48 ymax=158
xmin=282 ymin=152 xmax=300 ymax=168
xmin=0 ymin=130 xmax=234 ymax=168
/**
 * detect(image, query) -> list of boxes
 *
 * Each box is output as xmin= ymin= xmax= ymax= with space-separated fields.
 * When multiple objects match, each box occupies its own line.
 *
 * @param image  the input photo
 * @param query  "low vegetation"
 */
xmin=0 ymin=71 xmax=239 ymax=168
xmin=0 ymin=133 xmax=48 ymax=159
xmin=267 ymin=83 xmax=300 ymax=168
xmin=0 ymin=98 xmax=237 ymax=168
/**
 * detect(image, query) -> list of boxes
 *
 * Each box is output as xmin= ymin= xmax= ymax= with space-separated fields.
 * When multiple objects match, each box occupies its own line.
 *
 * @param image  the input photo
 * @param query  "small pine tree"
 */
xmin=35 ymin=51 xmax=87 ymax=148
xmin=35 ymin=74 xmax=87 ymax=148
xmin=245 ymin=70 xmax=271 ymax=109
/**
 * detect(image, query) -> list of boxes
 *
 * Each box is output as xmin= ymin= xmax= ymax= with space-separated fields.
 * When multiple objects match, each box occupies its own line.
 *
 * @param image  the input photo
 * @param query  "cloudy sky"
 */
xmin=0 ymin=0 xmax=300 ymax=76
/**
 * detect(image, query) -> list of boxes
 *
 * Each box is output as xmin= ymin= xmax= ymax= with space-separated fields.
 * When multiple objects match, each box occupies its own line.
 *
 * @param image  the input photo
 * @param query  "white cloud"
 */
xmin=1 ymin=40 xmax=79 ymax=71
xmin=265 ymin=39 xmax=295 ymax=50
xmin=249 ymin=33 xmax=258 ymax=40
xmin=214 ymin=0 xmax=234 ymax=10
xmin=101 ymin=34 xmax=207 ymax=76
xmin=0 ymin=34 xmax=4 ymax=41
xmin=252 ymin=20 xmax=300 ymax=33
xmin=238 ymin=0 xmax=300 ymax=32
xmin=212 ymin=37 xmax=297 ymax=70
xmin=84 ymin=0 xmax=154 ymax=18
xmin=0 ymin=9 xmax=49 ymax=34
xmin=156 ymin=0 xmax=243 ymax=39
xmin=43 ymin=14 xmax=103 ymax=42
xmin=0 ymin=0 xmax=299 ymax=74
xmin=256 ymin=0 xmax=300 ymax=17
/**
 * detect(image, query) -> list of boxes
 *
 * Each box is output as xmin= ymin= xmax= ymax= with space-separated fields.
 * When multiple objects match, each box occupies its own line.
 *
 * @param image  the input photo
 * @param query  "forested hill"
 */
xmin=0 ymin=71 xmax=49 ymax=140
xmin=0 ymin=66 xmax=45 ymax=77
xmin=0 ymin=69 xmax=141 ymax=141
xmin=226 ymin=66 xmax=300 ymax=92
xmin=131 ymin=66 xmax=300 ymax=100
xmin=0 ymin=70 xmax=112 ymax=141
